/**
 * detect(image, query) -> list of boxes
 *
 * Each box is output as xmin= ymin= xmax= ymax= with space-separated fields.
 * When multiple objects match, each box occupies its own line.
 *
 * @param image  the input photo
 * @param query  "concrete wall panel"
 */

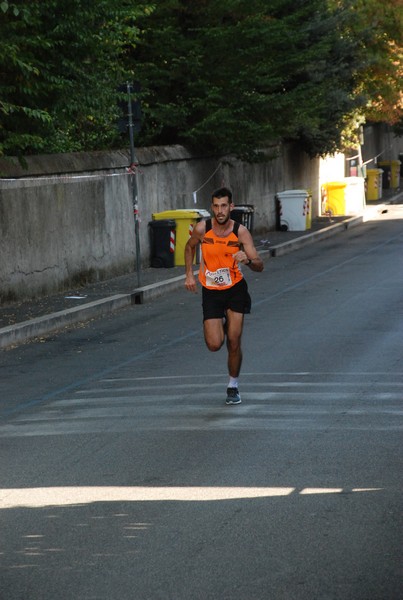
xmin=1 ymin=126 xmax=402 ymax=302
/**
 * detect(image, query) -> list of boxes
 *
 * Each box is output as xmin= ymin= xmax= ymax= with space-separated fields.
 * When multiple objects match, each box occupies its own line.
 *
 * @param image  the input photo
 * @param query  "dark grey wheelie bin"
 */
xmin=149 ymin=219 xmax=176 ymax=268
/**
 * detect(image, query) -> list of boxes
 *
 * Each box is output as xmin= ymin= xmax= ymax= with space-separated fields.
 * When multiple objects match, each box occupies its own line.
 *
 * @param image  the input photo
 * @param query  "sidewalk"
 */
xmin=1 ymin=193 xmax=400 ymax=350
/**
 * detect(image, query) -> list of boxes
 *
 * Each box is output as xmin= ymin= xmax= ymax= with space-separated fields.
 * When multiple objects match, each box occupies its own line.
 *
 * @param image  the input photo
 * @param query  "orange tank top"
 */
xmin=199 ymin=220 xmax=243 ymax=290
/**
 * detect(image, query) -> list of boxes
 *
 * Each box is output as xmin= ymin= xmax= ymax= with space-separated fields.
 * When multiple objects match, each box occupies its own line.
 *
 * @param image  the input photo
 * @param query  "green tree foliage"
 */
xmin=133 ymin=0 xmax=401 ymax=158
xmin=1 ymin=0 xmax=401 ymax=160
xmin=0 ymin=0 xmax=148 ymax=158
xmin=344 ymin=0 xmax=403 ymax=127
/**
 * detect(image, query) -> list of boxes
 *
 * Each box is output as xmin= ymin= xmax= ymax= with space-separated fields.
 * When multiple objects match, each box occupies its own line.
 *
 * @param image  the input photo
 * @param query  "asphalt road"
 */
xmin=1 ymin=205 xmax=402 ymax=600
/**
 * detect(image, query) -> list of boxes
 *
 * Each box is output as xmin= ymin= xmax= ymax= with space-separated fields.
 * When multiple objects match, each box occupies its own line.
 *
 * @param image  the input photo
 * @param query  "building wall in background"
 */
xmin=0 ymin=124 xmax=401 ymax=302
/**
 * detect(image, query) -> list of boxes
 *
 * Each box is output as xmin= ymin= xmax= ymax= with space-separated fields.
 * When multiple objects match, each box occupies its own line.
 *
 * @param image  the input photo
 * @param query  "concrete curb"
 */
xmin=0 ymin=202 xmax=392 ymax=349
xmin=269 ymin=213 xmax=364 ymax=257
xmin=0 ymin=294 xmax=132 ymax=349
xmin=0 ymin=275 xmax=195 ymax=349
xmin=131 ymin=273 xmax=189 ymax=304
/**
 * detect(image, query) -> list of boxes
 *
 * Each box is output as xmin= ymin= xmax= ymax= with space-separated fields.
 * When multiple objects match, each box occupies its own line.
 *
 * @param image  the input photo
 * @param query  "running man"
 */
xmin=184 ymin=187 xmax=264 ymax=405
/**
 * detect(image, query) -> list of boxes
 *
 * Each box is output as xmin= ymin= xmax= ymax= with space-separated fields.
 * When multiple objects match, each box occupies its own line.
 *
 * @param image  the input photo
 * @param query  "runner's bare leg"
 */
xmin=203 ymin=319 xmax=225 ymax=352
xmin=226 ymin=309 xmax=244 ymax=377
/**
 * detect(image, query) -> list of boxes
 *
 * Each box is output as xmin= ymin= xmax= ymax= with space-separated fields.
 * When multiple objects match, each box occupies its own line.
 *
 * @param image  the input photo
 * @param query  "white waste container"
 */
xmin=276 ymin=190 xmax=312 ymax=231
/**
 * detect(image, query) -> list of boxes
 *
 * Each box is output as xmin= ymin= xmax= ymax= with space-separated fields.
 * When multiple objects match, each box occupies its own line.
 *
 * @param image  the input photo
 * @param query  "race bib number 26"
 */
xmin=205 ymin=268 xmax=232 ymax=287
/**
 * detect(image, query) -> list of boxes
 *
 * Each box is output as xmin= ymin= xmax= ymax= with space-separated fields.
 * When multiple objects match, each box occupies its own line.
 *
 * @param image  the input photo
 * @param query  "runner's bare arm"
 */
xmin=234 ymin=225 xmax=264 ymax=272
xmin=184 ymin=221 xmax=206 ymax=292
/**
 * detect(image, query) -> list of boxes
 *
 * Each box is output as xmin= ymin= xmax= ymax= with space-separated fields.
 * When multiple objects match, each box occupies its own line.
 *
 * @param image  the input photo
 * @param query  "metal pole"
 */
xmin=127 ymin=82 xmax=142 ymax=287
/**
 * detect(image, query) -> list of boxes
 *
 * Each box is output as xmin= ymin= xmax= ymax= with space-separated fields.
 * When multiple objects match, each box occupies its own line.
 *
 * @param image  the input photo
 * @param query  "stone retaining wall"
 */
xmin=1 ymin=124 xmax=401 ymax=302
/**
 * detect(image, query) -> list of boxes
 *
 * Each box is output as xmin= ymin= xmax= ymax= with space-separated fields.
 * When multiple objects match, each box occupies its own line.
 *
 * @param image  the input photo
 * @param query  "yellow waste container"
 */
xmin=321 ymin=177 xmax=366 ymax=216
xmin=152 ymin=209 xmax=210 ymax=266
xmin=378 ymin=160 xmax=401 ymax=189
xmin=366 ymin=169 xmax=383 ymax=201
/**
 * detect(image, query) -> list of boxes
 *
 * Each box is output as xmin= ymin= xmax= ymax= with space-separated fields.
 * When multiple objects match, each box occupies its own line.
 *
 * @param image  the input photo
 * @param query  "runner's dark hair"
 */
xmin=212 ymin=187 xmax=232 ymax=202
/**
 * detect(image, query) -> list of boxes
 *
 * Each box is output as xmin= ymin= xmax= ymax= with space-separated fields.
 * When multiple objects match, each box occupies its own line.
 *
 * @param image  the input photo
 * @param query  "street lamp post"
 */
xmin=127 ymin=82 xmax=142 ymax=287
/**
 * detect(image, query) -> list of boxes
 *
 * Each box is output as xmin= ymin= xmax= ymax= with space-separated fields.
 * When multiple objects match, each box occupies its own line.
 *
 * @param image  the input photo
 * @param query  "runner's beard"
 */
xmin=215 ymin=214 xmax=230 ymax=224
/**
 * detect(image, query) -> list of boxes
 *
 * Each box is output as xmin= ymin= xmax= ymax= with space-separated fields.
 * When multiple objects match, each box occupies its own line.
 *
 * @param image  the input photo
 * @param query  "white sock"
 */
xmin=228 ymin=377 xmax=238 ymax=389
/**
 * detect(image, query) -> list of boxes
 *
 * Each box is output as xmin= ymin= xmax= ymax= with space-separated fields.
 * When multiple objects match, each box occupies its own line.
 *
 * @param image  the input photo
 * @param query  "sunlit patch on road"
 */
xmin=0 ymin=485 xmax=384 ymax=509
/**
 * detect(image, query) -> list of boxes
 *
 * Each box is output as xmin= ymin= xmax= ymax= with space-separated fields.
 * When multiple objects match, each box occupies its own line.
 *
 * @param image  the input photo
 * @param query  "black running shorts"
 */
xmin=202 ymin=278 xmax=251 ymax=321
